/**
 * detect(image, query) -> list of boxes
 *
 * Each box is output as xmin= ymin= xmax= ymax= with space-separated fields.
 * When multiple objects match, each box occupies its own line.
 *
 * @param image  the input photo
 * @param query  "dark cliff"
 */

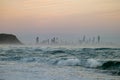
xmin=0 ymin=33 xmax=22 ymax=44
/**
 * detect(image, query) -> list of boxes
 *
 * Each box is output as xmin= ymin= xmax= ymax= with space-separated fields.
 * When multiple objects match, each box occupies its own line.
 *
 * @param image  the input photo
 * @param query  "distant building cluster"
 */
xmin=36 ymin=37 xmax=60 ymax=45
xmin=78 ymin=35 xmax=101 ymax=44
xmin=35 ymin=35 xmax=101 ymax=45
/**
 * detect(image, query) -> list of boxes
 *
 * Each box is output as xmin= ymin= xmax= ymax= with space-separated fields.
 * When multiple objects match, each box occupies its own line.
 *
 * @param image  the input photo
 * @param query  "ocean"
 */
xmin=0 ymin=45 xmax=120 ymax=80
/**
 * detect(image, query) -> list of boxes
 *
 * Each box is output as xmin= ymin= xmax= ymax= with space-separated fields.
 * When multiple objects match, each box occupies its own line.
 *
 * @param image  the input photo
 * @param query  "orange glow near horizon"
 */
xmin=1 ymin=0 xmax=120 ymax=19
xmin=0 ymin=0 xmax=120 ymax=37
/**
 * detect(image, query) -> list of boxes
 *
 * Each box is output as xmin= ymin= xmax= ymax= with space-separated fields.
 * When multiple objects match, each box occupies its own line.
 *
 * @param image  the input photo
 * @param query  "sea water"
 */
xmin=0 ymin=45 xmax=120 ymax=80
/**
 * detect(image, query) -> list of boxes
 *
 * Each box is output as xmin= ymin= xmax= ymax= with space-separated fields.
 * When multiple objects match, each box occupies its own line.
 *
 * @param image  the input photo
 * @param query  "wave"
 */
xmin=0 ymin=56 xmax=22 ymax=61
xmin=0 ymin=47 xmax=120 ymax=76
xmin=81 ymin=59 xmax=120 ymax=75
xmin=98 ymin=60 xmax=120 ymax=75
xmin=48 ymin=58 xmax=102 ymax=68
xmin=53 ymin=58 xmax=120 ymax=75
xmin=57 ymin=58 xmax=81 ymax=66
xmin=85 ymin=59 xmax=102 ymax=68
xmin=94 ymin=48 xmax=120 ymax=50
xmin=100 ymin=61 xmax=120 ymax=70
xmin=48 ymin=50 xmax=65 ymax=54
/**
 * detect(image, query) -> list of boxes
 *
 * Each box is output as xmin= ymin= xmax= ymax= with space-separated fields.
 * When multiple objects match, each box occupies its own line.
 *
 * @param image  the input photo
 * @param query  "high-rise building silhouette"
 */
xmin=98 ymin=35 xmax=100 ymax=43
xmin=36 ymin=37 xmax=39 ymax=44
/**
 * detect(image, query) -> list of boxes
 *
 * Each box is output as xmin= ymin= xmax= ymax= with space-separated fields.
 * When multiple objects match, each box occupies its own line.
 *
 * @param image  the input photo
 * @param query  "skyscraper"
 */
xmin=36 ymin=37 xmax=39 ymax=44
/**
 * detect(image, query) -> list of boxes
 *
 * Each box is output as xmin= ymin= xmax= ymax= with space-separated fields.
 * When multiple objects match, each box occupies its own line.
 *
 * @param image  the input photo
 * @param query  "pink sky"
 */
xmin=0 ymin=0 xmax=120 ymax=43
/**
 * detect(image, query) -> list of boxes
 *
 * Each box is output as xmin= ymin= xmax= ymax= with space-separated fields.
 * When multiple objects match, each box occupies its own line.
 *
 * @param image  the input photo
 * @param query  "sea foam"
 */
xmin=57 ymin=58 xmax=81 ymax=66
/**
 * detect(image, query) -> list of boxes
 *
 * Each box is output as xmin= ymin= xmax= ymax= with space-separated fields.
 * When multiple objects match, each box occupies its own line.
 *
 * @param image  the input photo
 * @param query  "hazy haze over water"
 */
xmin=0 ymin=0 xmax=120 ymax=44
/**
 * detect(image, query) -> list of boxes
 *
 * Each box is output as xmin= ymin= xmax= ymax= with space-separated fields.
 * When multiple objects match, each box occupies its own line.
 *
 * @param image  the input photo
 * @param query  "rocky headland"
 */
xmin=0 ymin=33 xmax=22 ymax=45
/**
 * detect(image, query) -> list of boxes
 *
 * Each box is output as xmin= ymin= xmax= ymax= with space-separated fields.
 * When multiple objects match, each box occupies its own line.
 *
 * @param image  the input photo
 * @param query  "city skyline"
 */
xmin=0 ymin=0 xmax=120 ymax=44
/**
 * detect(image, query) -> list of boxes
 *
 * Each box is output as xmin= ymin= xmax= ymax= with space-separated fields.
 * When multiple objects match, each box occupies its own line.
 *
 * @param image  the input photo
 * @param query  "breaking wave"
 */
xmin=0 ymin=47 xmax=120 ymax=75
xmin=98 ymin=61 xmax=120 ymax=75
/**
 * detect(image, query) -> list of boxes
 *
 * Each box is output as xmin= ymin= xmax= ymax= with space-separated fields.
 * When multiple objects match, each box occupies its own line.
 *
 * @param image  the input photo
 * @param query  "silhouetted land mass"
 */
xmin=0 ymin=33 xmax=22 ymax=45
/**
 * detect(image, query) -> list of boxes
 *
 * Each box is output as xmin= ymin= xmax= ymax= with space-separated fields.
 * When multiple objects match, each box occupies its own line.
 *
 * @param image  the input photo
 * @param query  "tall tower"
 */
xmin=98 ymin=35 xmax=100 ymax=43
xmin=36 ymin=37 xmax=39 ymax=44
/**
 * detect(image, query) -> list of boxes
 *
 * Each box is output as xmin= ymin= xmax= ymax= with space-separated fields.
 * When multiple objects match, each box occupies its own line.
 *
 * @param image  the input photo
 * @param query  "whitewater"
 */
xmin=0 ymin=45 xmax=120 ymax=80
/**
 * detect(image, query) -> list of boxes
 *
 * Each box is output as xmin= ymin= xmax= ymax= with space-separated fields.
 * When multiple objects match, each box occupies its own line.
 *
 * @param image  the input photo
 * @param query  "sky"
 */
xmin=0 ymin=0 xmax=120 ymax=44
